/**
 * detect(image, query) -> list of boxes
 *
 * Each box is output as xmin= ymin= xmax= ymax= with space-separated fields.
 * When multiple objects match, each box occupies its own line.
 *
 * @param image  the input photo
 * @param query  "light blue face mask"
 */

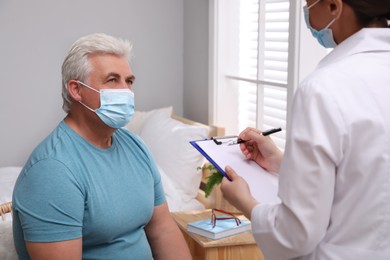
xmin=303 ymin=0 xmax=337 ymax=48
xmin=77 ymin=81 xmax=135 ymax=129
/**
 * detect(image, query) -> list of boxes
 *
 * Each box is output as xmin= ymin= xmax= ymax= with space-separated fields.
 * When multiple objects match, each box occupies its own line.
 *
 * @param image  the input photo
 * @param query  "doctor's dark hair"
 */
xmin=61 ymin=33 xmax=133 ymax=113
xmin=342 ymin=0 xmax=390 ymax=27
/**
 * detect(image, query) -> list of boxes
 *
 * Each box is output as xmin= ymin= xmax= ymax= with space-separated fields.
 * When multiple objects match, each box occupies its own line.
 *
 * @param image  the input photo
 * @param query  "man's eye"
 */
xmin=127 ymin=79 xmax=134 ymax=85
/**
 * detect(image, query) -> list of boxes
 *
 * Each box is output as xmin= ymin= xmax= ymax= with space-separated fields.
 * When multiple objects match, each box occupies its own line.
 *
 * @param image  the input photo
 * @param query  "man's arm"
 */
xmin=26 ymin=238 xmax=82 ymax=260
xmin=145 ymin=202 xmax=192 ymax=260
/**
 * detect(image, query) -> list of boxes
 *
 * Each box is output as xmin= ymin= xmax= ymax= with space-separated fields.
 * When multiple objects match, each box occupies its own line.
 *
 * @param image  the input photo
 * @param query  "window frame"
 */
xmin=208 ymin=0 xmax=328 ymax=146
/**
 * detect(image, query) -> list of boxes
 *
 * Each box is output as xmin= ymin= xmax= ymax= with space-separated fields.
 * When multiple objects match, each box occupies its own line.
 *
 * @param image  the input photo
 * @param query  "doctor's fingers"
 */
xmin=240 ymin=142 xmax=259 ymax=160
xmin=238 ymin=127 xmax=260 ymax=141
xmin=221 ymin=170 xmax=252 ymax=204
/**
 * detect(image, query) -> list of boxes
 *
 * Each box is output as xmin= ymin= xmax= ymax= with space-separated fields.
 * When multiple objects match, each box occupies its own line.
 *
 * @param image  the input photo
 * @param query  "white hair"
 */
xmin=61 ymin=33 xmax=133 ymax=113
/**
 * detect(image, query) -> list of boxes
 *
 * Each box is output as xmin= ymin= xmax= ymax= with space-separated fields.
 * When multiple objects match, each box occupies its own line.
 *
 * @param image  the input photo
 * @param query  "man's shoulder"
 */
xmin=25 ymin=121 xmax=76 ymax=168
xmin=36 ymin=121 xmax=67 ymax=148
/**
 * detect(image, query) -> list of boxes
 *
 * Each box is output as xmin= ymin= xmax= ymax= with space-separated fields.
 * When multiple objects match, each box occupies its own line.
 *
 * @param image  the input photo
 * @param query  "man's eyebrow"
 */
xmin=126 ymin=75 xmax=136 ymax=82
xmin=105 ymin=72 xmax=121 ymax=80
xmin=104 ymin=72 xmax=135 ymax=81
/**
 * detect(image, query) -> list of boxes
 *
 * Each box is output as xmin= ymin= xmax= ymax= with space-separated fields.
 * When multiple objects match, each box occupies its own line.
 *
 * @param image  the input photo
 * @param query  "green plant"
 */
xmin=198 ymin=164 xmax=224 ymax=198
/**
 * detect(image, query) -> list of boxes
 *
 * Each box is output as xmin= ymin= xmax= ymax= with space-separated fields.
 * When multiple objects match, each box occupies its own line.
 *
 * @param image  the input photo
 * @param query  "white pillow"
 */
xmin=140 ymin=110 xmax=209 ymax=206
xmin=0 ymin=167 xmax=21 ymax=222
xmin=0 ymin=221 xmax=17 ymax=260
xmin=125 ymin=106 xmax=173 ymax=135
xmin=157 ymin=165 xmax=204 ymax=211
xmin=157 ymin=165 xmax=182 ymax=211
xmin=0 ymin=167 xmax=22 ymax=204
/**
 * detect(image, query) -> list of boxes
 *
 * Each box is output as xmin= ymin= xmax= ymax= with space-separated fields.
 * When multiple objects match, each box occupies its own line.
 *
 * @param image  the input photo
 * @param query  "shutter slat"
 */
xmin=263 ymin=116 xmax=286 ymax=128
xmin=264 ymin=61 xmax=288 ymax=71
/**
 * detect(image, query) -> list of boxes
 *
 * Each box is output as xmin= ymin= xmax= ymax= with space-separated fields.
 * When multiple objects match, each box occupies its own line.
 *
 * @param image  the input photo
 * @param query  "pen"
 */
xmin=229 ymin=127 xmax=282 ymax=145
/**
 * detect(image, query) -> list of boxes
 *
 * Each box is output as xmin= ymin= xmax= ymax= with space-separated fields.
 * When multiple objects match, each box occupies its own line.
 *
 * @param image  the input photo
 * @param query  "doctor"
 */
xmin=221 ymin=0 xmax=390 ymax=259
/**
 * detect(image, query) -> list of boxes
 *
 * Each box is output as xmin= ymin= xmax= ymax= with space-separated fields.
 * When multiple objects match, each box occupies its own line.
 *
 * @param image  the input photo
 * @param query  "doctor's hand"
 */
xmin=221 ymin=166 xmax=259 ymax=220
xmin=238 ymin=127 xmax=283 ymax=173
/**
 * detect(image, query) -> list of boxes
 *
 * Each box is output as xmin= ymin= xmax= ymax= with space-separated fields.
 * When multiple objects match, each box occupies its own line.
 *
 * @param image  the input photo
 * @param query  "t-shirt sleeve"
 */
xmin=13 ymin=159 xmax=84 ymax=242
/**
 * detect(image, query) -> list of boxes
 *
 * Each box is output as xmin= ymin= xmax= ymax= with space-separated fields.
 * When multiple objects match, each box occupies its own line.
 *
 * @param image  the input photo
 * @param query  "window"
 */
xmin=209 ymin=0 xmax=327 ymax=150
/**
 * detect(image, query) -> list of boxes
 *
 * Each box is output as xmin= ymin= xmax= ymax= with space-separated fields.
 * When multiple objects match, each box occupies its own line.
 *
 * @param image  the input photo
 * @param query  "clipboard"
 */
xmin=190 ymin=136 xmax=280 ymax=204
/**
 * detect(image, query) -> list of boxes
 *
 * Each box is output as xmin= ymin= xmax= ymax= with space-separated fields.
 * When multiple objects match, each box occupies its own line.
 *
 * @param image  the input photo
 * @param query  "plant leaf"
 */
xmin=204 ymin=168 xmax=224 ymax=198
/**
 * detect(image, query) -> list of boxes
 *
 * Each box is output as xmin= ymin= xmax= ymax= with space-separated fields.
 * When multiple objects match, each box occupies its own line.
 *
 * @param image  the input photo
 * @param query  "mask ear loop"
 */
xmin=307 ymin=0 xmax=321 ymax=10
xmin=324 ymin=17 xmax=336 ymax=29
xmin=77 ymin=80 xmax=100 ymax=94
xmin=78 ymin=100 xmax=96 ymax=112
xmin=307 ymin=0 xmax=339 ymax=30
xmin=76 ymin=80 xmax=100 ymax=112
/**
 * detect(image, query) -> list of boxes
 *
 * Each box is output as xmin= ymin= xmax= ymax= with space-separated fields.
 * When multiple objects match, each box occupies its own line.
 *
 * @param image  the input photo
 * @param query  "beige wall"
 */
xmin=0 ymin=0 xmax=209 ymax=166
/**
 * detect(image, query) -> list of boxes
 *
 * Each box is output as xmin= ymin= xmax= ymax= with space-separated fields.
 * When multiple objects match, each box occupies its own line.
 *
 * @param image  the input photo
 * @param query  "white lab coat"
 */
xmin=251 ymin=28 xmax=390 ymax=260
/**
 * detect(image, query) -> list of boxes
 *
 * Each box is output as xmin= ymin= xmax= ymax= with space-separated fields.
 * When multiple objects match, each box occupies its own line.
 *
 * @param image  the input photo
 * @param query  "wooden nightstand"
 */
xmin=171 ymin=210 xmax=264 ymax=260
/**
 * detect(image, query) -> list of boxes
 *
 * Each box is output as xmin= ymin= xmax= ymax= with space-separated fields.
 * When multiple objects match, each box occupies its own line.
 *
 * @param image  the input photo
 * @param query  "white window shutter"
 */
xmin=213 ymin=0 xmax=292 ymax=150
xmin=240 ymin=0 xmax=289 ymax=150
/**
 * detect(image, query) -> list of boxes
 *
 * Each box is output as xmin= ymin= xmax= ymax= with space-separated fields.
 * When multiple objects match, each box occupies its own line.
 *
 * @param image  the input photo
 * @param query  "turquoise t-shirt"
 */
xmin=12 ymin=121 xmax=166 ymax=260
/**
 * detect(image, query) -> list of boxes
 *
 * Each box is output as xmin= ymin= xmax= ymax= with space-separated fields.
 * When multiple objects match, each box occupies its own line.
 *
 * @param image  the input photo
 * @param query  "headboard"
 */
xmin=171 ymin=114 xmax=225 ymax=138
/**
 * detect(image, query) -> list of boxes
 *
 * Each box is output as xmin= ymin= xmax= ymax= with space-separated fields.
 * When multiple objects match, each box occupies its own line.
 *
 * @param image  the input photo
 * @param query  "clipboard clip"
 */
xmin=211 ymin=136 xmax=237 ymax=145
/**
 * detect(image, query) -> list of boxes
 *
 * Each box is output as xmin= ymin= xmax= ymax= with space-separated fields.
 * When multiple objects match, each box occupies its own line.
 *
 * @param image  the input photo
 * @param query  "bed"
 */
xmin=0 ymin=106 xmax=227 ymax=259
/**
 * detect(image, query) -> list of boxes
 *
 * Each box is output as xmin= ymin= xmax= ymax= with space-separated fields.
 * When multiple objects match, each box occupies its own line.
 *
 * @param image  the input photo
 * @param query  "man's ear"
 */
xmin=328 ymin=0 xmax=343 ymax=19
xmin=67 ymin=80 xmax=82 ymax=102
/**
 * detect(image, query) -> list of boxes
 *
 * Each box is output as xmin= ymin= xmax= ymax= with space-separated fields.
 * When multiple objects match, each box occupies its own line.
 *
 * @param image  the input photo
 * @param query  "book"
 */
xmin=187 ymin=216 xmax=251 ymax=240
xmin=190 ymin=137 xmax=280 ymax=204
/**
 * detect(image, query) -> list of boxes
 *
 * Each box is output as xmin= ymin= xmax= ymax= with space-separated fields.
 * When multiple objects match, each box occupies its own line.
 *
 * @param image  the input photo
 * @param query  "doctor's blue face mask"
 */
xmin=303 ymin=0 xmax=337 ymax=48
xmin=77 ymin=81 xmax=135 ymax=129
